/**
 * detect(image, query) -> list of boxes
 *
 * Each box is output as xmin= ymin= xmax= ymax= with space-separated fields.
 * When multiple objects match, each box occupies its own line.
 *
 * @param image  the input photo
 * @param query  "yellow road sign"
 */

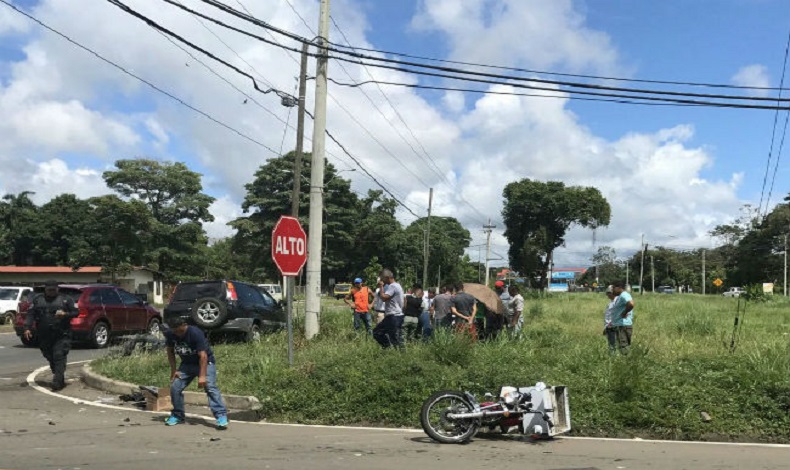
xmin=713 ymin=278 xmax=723 ymax=287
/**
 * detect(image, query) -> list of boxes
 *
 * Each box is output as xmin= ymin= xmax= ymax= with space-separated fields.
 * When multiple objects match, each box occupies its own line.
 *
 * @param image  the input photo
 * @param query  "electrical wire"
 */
xmin=0 ymin=0 xmax=280 ymax=156
xmin=193 ymin=0 xmax=790 ymax=104
xmin=325 ymin=77 xmax=708 ymax=108
xmin=116 ymin=0 xmax=420 ymax=210
xmin=762 ymin=24 xmax=790 ymax=218
xmin=163 ymin=0 xmax=790 ymax=110
xmin=328 ymin=13 xmax=490 ymax=224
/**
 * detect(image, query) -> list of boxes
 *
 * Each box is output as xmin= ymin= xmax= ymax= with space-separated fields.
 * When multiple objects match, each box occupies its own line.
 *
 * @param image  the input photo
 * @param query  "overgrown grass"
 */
xmin=94 ymin=293 xmax=790 ymax=442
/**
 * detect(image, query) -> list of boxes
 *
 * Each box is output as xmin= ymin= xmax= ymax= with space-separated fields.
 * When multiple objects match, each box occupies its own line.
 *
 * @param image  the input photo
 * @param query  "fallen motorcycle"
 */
xmin=419 ymin=382 xmax=571 ymax=444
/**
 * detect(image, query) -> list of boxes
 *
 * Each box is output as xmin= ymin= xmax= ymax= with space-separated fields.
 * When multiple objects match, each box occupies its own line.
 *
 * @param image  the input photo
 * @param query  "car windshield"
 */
xmin=0 ymin=288 xmax=18 ymax=300
xmin=172 ymin=282 xmax=224 ymax=302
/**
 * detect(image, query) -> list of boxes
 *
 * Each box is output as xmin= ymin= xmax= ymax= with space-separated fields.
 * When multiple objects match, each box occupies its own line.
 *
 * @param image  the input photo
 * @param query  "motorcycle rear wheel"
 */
xmin=420 ymin=390 xmax=479 ymax=444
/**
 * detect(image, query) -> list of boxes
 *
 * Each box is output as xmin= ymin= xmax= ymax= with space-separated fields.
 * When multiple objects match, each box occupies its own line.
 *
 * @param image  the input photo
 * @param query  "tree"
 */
xmin=400 ymin=216 xmax=471 ymax=287
xmin=34 ymin=194 xmax=94 ymax=266
xmin=0 ymin=191 xmax=39 ymax=265
xmin=579 ymin=246 xmax=624 ymax=287
xmin=103 ymin=159 xmax=214 ymax=279
xmin=103 ymin=159 xmax=214 ymax=225
xmin=81 ymin=195 xmax=152 ymax=279
xmin=231 ymin=151 xmax=361 ymax=283
xmin=502 ymin=179 xmax=611 ymax=289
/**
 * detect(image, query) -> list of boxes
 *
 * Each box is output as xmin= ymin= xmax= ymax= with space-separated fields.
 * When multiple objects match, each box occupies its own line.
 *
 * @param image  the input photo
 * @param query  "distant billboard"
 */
xmin=551 ymin=271 xmax=577 ymax=279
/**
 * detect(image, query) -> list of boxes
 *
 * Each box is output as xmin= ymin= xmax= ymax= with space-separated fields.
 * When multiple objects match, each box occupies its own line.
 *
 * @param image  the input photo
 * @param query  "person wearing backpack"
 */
xmin=344 ymin=278 xmax=374 ymax=334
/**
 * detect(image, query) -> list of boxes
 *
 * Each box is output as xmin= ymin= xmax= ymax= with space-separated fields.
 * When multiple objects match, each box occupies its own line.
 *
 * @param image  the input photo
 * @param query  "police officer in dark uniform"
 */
xmin=23 ymin=280 xmax=77 ymax=391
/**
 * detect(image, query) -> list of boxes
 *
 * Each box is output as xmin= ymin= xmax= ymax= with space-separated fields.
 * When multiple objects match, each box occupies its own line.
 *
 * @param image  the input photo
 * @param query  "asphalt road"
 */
xmin=1 ymin=331 xmax=788 ymax=470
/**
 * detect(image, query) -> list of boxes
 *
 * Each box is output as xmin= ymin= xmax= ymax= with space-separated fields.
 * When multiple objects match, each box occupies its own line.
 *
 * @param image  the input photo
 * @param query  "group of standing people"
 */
xmin=344 ymin=269 xmax=526 ymax=348
xmin=603 ymin=281 xmax=635 ymax=354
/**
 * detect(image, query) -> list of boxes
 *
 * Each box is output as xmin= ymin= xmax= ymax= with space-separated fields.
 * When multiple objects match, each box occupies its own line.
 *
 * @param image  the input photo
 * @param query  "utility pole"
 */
xmin=639 ymin=234 xmax=646 ymax=295
xmin=304 ymin=0 xmax=330 ymax=340
xmin=282 ymin=43 xmax=310 ymax=367
xmin=483 ymin=219 xmax=496 ymax=287
xmin=784 ymin=234 xmax=787 ymax=297
xmin=290 ymin=43 xmax=308 ymax=218
xmin=701 ymin=249 xmax=706 ymax=295
xmin=423 ymin=188 xmax=433 ymax=288
xmin=650 ymin=255 xmax=655 ymax=292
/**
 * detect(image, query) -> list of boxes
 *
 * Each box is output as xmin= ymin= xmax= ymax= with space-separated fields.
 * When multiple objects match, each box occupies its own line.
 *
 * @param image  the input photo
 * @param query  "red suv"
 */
xmin=14 ymin=284 xmax=162 ymax=348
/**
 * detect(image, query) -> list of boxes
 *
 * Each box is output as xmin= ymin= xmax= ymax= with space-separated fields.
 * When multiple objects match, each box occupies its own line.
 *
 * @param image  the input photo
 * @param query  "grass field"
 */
xmin=94 ymin=293 xmax=790 ymax=442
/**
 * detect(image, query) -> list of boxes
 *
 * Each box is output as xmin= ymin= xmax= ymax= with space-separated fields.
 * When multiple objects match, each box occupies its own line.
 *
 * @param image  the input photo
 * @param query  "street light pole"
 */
xmin=304 ymin=0 xmax=330 ymax=340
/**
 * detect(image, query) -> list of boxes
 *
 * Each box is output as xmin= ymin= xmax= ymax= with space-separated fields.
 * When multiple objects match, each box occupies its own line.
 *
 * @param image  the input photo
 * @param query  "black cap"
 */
xmin=44 ymin=279 xmax=59 ymax=287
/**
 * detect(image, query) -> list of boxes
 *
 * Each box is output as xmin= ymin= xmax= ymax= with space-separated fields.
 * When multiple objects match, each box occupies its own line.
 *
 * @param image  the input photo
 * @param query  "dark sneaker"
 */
xmin=216 ymin=416 xmax=228 ymax=430
xmin=164 ymin=415 xmax=184 ymax=426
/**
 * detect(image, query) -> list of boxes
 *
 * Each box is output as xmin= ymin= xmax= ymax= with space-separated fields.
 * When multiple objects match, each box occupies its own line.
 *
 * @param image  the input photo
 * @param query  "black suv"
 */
xmin=164 ymin=281 xmax=285 ymax=342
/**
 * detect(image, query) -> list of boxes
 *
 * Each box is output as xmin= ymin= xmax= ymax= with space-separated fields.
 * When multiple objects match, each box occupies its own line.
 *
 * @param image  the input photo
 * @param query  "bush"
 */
xmin=94 ymin=295 xmax=790 ymax=442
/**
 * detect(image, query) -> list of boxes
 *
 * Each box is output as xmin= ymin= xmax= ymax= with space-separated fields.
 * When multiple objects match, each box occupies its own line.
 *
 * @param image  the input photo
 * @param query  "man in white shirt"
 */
xmin=507 ymin=285 xmax=525 ymax=336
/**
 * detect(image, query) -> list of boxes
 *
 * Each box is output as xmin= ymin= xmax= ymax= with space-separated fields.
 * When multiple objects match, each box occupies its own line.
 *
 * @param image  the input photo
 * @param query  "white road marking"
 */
xmin=24 ymin=362 xmax=790 ymax=449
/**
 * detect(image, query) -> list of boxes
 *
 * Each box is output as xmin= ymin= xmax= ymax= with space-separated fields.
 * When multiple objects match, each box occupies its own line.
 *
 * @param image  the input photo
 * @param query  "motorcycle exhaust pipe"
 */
xmin=447 ymin=409 xmax=520 ymax=419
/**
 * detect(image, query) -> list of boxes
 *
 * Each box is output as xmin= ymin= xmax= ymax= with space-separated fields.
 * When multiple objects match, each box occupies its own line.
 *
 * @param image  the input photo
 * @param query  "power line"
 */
xmin=117 ymin=0 xmax=417 ymax=209
xmin=0 ymin=0 xmax=280 ymax=155
xmin=193 ymin=0 xmax=790 ymax=104
xmin=325 ymin=77 xmax=709 ymax=108
xmin=761 ymin=24 xmax=790 ymax=218
xmin=266 ymin=1 xmax=448 ymax=199
xmin=169 ymin=0 xmax=790 ymax=111
xmin=163 ymin=0 xmax=422 ymax=206
xmin=328 ymin=13 xmax=490 ymax=224
xmin=325 ymin=39 xmax=790 ymax=93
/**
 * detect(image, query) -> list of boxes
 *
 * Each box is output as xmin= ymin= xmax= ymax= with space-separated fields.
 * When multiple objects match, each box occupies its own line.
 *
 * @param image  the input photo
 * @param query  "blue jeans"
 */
xmin=419 ymin=311 xmax=433 ymax=340
xmin=170 ymin=362 xmax=227 ymax=420
xmin=373 ymin=314 xmax=403 ymax=348
xmin=353 ymin=311 xmax=372 ymax=334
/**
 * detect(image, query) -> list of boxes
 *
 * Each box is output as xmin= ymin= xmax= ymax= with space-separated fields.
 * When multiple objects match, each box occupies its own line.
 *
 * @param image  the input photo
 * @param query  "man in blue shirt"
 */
xmin=164 ymin=317 xmax=228 ymax=429
xmin=611 ymin=281 xmax=635 ymax=354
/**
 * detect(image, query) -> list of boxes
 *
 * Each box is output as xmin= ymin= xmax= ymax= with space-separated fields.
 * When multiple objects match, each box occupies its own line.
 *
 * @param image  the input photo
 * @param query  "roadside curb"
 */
xmin=80 ymin=362 xmax=262 ymax=411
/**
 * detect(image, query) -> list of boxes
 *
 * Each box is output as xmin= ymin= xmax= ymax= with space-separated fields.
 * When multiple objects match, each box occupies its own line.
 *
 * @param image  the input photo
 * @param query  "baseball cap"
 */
xmin=495 ymin=280 xmax=505 ymax=287
xmin=605 ymin=285 xmax=614 ymax=293
xmin=44 ymin=279 xmax=59 ymax=287
xmin=354 ymin=278 xmax=363 ymax=284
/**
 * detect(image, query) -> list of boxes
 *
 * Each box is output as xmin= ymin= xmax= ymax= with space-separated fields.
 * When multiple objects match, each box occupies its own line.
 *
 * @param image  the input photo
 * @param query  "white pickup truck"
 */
xmin=722 ymin=287 xmax=745 ymax=298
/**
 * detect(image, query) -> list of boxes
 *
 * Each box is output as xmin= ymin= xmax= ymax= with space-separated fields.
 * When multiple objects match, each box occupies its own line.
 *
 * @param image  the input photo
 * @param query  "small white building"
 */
xmin=0 ymin=266 xmax=166 ymax=304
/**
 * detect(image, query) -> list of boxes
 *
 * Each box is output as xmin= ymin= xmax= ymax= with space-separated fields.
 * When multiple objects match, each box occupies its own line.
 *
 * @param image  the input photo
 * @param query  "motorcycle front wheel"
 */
xmin=420 ymin=390 xmax=480 ymax=444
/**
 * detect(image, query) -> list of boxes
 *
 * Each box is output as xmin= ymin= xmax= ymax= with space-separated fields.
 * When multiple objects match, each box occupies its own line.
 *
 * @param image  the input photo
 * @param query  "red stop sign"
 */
xmin=271 ymin=216 xmax=308 ymax=276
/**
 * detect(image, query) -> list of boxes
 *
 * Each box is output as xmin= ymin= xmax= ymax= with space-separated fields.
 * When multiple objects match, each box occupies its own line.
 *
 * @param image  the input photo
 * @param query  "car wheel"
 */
xmin=2 ymin=311 xmax=14 ymax=325
xmin=244 ymin=324 xmax=261 ymax=343
xmin=91 ymin=322 xmax=110 ymax=349
xmin=190 ymin=298 xmax=228 ymax=329
xmin=147 ymin=318 xmax=162 ymax=338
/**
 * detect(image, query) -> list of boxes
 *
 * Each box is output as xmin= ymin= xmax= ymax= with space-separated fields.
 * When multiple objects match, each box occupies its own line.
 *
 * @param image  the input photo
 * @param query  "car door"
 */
xmin=99 ymin=288 xmax=126 ymax=331
xmin=232 ymin=283 xmax=261 ymax=321
xmin=118 ymin=289 xmax=147 ymax=332
xmin=253 ymin=286 xmax=283 ymax=329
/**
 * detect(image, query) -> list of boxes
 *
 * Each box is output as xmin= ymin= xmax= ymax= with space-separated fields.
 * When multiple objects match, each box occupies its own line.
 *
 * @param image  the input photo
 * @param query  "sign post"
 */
xmin=272 ymin=216 xmax=308 ymax=367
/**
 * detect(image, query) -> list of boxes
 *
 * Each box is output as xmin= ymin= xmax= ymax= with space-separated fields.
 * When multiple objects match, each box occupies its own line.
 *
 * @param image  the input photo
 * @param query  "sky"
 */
xmin=1 ymin=0 xmax=789 ymax=268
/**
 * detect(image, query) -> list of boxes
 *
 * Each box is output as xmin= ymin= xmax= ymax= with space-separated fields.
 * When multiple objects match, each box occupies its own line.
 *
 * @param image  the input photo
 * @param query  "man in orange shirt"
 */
xmin=344 ymin=278 xmax=374 ymax=334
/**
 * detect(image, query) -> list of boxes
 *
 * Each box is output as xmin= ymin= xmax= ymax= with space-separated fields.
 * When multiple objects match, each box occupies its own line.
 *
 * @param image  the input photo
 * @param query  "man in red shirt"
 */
xmin=344 ymin=278 xmax=374 ymax=334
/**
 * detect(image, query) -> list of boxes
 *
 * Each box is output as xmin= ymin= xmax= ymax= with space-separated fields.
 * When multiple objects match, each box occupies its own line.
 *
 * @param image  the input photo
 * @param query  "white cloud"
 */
xmin=412 ymin=0 xmax=625 ymax=75
xmin=731 ymin=64 xmax=771 ymax=96
xmin=0 ymin=4 xmax=30 ymax=35
xmin=0 ymin=158 xmax=111 ymax=204
xmin=0 ymin=0 xmax=747 ymax=270
xmin=204 ymin=195 xmax=242 ymax=241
